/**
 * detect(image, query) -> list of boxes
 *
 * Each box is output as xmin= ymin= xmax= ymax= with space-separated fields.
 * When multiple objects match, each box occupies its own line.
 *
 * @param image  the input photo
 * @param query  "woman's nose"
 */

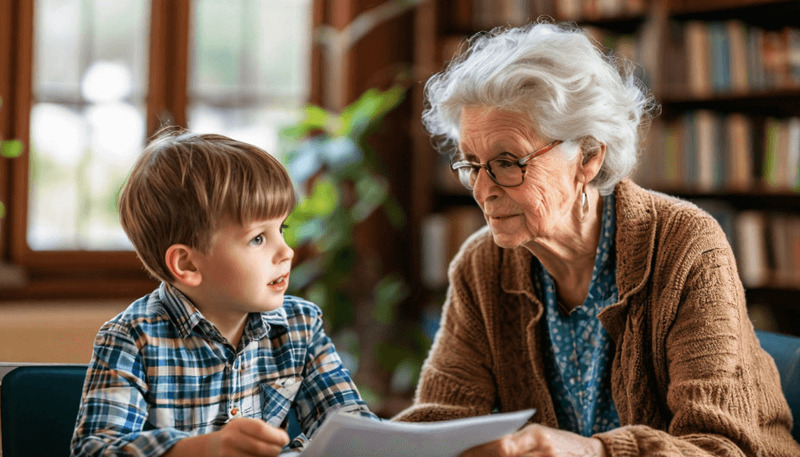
xmin=472 ymin=167 xmax=498 ymax=203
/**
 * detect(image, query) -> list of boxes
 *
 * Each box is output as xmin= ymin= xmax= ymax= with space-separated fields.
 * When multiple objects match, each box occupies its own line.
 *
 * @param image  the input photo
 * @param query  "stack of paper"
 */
xmin=283 ymin=408 xmax=535 ymax=457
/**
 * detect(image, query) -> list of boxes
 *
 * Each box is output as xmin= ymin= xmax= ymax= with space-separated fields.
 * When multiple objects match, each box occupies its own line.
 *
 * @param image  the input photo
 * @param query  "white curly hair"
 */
xmin=422 ymin=20 xmax=659 ymax=195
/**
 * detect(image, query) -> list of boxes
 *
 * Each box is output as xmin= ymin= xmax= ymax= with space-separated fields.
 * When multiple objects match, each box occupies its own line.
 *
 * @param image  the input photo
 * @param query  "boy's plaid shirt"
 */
xmin=70 ymin=283 xmax=375 ymax=456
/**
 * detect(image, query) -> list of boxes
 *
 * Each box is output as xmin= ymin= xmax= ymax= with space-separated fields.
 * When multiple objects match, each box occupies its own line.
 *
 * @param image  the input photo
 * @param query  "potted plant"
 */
xmin=281 ymin=86 xmax=429 ymax=413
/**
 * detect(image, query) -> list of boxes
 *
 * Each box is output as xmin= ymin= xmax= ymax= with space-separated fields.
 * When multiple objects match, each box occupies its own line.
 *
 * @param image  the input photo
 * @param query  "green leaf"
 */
xmin=338 ymin=86 xmax=405 ymax=138
xmin=286 ymin=256 xmax=323 ymax=292
xmin=316 ymin=218 xmax=351 ymax=252
xmin=372 ymin=273 xmax=409 ymax=325
xmin=280 ymin=105 xmax=333 ymax=139
xmin=306 ymin=282 xmax=329 ymax=314
xmin=355 ymin=384 xmax=380 ymax=410
xmin=327 ymin=291 xmax=355 ymax=332
xmin=382 ymin=196 xmax=407 ymax=229
xmin=293 ymin=178 xmax=339 ymax=219
xmin=0 ymin=201 xmax=5 ymax=218
xmin=351 ymin=174 xmax=388 ymax=222
xmin=1 ymin=140 xmax=23 ymax=158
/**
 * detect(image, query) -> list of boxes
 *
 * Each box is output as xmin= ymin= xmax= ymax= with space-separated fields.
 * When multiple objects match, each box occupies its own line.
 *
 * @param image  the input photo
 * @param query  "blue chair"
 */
xmin=755 ymin=330 xmax=800 ymax=442
xmin=1 ymin=364 xmax=303 ymax=457
xmin=1 ymin=365 xmax=88 ymax=457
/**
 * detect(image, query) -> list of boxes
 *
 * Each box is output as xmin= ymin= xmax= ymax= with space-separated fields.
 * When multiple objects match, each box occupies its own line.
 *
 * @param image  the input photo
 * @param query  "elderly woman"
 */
xmin=394 ymin=21 xmax=799 ymax=457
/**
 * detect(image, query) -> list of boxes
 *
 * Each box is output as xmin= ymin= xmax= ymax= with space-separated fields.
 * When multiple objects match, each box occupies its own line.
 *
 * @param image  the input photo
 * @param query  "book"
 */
xmin=285 ymin=408 xmax=536 ymax=457
xmin=420 ymin=206 xmax=485 ymax=290
xmin=725 ymin=113 xmax=753 ymax=191
xmin=785 ymin=117 xmax=800 ymax=190
xmin=734 ymin=211 xmax=769 ymax=288
xmin=685 ymin=21 xmax=712 ymax=98
xmin=695 ymin=109 xmax=717 ymax=191
xmin=727 ymin=20 xmax=749 ymax=94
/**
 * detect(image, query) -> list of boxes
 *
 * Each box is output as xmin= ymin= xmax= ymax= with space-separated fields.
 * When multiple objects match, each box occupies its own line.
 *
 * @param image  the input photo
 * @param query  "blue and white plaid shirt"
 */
xmin=70 ymin=283 xmax=375 ymax=456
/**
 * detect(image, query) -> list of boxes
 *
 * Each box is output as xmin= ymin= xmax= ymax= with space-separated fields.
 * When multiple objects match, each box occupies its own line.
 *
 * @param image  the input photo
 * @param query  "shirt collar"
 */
xmin=159 ymin=283 xmax=206 ymax=338
xmin=159 ymin=283 xmax=289 ymax=340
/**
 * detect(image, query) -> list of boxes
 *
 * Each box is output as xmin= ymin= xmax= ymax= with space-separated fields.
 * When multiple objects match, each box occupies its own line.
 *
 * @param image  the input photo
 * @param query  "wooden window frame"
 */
xmin=0 ymin=0 xmax=387 ymax=301
xmin=0 ymin=0 xmax=190 ymax=299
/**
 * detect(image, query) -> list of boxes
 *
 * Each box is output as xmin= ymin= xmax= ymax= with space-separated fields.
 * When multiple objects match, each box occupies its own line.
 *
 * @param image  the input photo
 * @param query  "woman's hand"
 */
xmin=461 ymin=423 xmax=608 ymax=457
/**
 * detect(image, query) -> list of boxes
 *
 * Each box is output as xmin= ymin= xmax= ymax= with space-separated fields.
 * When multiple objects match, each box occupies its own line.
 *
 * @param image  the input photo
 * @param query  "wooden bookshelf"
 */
xmin=410 ymin=0 xmax=800 ymax=336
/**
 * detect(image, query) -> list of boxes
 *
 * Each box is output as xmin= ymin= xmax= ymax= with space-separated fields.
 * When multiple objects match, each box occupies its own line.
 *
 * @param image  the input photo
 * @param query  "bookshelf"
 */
xmin=410 ymin=0 xmax=800 ymax=336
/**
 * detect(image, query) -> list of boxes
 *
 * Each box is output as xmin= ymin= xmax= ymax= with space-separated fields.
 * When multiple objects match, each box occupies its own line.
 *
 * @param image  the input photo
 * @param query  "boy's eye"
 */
xmin=249 ymin=234 xmax=264 ymax=246
xmin=280 ymin=224 xmax=289 ymax=235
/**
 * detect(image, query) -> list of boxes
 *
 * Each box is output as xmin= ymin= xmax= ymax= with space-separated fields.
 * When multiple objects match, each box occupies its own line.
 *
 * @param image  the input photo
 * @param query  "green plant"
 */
xmin=281 ymin=86 xmax=429 ymax=410
xmin=0 ymin=97 xmax=23 ymax=218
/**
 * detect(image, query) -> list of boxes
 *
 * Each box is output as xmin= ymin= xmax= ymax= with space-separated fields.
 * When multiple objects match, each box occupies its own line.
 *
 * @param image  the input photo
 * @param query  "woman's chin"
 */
xmin=490 ymin=232 xmax=528 ymax=249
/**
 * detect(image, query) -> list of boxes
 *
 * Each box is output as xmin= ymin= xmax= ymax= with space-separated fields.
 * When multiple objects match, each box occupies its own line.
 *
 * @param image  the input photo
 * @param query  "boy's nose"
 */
xmin=276 ymin=239 xmax=294 ymax=264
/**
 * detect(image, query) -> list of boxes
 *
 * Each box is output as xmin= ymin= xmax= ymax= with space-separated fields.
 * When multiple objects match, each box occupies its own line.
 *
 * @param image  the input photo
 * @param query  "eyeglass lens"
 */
xmin=457 ymin=158 xmax=523 ymax=189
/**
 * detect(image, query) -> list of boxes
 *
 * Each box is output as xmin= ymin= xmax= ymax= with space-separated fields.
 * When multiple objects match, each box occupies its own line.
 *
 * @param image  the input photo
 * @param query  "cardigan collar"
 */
xmin=498 ymin=180 xmax=657 ymax=337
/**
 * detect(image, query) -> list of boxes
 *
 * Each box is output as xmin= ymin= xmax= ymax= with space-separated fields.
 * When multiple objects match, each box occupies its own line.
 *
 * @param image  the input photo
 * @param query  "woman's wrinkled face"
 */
xmin=458 ymin=106 xmax=582 ymax=248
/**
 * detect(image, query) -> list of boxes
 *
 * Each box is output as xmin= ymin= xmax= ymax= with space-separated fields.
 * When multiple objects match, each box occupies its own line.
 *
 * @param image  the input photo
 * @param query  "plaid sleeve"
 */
xmin=70 ymin=323 xmax=190 ymax=457
xmin=293 ymin=311 xmax=378 ymax=438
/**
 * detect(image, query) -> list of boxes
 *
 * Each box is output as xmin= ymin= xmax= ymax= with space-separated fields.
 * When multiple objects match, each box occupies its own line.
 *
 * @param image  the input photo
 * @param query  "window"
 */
xmin=188 ymin=0 xmax=311 ymax=151
xmin=29 ymin=0 xmax=150 ymax=251
xmin=0 ymin=0 xmax=313 ymax=298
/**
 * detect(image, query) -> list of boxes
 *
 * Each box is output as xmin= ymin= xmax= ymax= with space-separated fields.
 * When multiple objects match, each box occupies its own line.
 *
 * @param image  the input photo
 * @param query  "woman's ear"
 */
xmin=165 ymin=244 xmax=202 ymax=287
xmin=580 ymin=142 xmax=606 ymax=184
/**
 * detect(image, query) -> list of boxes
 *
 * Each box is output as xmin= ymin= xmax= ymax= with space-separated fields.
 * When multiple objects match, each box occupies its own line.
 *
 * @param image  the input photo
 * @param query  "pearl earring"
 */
xmin=580 ymin=187 xmax=589 ymax=221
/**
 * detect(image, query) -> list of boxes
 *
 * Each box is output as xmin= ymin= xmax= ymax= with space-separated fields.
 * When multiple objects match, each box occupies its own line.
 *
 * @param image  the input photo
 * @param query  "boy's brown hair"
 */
xmin=119 ymin=127 xmax=295 ymax=282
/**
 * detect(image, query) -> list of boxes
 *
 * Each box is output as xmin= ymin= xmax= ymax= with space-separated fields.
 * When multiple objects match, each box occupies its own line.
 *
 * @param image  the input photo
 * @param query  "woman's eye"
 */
xmin=493 ymin=159 xmax=517 ymax=169
xmin=249 ymin=234 xmax=264 ymax=246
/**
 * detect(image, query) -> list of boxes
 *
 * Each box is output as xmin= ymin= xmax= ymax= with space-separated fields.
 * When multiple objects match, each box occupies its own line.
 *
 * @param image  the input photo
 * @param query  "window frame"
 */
xmin=0 ymin=0 xmax=336 ymax=300
xmin=2 ymin=0 xmax=197 ymax=299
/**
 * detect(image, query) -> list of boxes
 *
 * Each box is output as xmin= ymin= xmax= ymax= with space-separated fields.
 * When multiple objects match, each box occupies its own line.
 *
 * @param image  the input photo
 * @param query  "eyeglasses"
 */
xmin=450 ymin=140 xmax=562 ymax=190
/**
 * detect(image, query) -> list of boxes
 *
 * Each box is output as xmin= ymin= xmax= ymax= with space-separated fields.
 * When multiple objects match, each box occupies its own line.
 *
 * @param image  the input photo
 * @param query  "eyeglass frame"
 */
xmin=449 ymin=139 xmax=563 ymax=190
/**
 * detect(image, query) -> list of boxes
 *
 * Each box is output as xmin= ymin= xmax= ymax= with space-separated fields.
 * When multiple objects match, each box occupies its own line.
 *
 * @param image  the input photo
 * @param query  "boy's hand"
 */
xmin=209 ymin=417 xmax=290 ymax=457
xmin=164 ymin=417 xmax=290 ymax=457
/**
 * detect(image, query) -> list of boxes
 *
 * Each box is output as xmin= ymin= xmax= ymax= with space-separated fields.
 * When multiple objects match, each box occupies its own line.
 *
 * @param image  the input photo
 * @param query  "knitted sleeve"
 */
xmin=597 ymin=244 xmax=799 ymax=456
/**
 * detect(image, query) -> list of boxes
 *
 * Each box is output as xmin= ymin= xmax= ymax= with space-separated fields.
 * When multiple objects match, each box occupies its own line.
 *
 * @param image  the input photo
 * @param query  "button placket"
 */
xmin=223 ymin=362 xmax=239 ymax=419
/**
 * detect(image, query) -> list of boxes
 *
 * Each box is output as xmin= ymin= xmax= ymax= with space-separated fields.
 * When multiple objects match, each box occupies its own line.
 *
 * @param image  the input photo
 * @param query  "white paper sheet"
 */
xmin=282 ymin=408 xmax=535 ymax=457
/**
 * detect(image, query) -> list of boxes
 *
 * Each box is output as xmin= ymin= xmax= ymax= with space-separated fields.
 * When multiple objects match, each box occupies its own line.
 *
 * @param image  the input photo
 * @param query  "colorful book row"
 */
xmin=635 ymin=111 xmax=800 ymax=193
xmin=665 ymin=20 xmax=800 ymax=98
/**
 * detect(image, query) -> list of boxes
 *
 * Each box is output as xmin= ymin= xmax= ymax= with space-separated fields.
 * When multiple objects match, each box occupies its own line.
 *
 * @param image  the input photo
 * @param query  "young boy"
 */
xmin=70 ymin=128 xmax=376 ymax=457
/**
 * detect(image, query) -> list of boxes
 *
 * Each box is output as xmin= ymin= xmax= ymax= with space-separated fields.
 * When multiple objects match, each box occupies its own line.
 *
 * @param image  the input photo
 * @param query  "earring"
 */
xmin=580 ymin=186 xmax=589 ymax=221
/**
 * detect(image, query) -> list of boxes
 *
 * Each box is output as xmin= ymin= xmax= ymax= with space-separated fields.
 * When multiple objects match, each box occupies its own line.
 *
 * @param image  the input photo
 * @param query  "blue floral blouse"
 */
xmin=533 ymin=192 xmax=621 ymax=436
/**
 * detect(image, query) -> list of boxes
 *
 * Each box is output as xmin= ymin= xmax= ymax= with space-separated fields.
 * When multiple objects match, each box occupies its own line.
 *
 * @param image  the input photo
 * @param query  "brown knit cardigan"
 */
xmin=395 ymin=180 xmax=800 ymax=456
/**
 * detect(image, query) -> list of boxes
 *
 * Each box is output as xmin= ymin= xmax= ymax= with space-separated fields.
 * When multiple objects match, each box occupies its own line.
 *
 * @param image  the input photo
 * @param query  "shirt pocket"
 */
xmin=259 ymin=376 xmax=302 ymax=428
xmin=147 ymin=373 xmax=220 ymax=432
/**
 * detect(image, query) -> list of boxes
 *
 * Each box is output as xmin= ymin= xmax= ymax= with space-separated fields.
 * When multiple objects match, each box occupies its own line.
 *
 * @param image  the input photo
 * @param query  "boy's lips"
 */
xmin=267 ymin=273 xmax=290 ymax=291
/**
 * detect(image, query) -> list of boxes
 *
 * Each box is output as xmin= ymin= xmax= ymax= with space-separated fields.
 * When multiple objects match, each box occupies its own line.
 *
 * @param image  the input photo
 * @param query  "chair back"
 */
xmin=1 ymin=365 xmax=87 ymax=457
xmin=755 ymin=330 xmax=800 ymax=442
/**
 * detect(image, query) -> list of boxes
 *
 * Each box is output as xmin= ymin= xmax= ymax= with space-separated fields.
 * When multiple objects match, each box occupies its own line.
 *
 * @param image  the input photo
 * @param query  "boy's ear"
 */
xmin=165 ymin=244 xmax=202 ymax=287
